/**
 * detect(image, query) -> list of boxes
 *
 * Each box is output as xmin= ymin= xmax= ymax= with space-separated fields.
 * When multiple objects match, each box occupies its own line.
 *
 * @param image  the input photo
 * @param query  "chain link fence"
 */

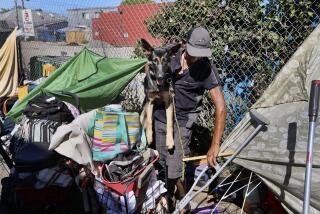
xmin=1 ymin=0 xmax=320 ymax=140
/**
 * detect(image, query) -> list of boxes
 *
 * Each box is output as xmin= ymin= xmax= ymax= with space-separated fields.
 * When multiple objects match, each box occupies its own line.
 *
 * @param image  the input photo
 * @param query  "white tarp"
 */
xmin=220 ymin=25 xmax=320 ymax=213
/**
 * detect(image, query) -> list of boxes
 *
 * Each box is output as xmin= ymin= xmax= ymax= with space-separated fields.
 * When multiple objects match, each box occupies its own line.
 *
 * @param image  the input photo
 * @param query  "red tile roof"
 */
xmin=92 ymin=3 xmax=166 ymax=47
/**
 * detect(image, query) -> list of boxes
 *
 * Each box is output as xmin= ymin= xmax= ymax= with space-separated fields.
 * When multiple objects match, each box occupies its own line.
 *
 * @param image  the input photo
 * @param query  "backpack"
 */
xmin=21 ymin=95 xmax=75 ymax=149
xmin=28 ymin=119 xmax=61 ymax=145
xmin=22 ymin=94 xmax=74 ymax=123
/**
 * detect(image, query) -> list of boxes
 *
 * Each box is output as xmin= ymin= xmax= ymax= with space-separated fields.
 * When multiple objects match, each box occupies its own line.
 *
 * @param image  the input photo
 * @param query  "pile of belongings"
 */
xmin=94 ymin=149 xmax=166 ymax=214
xmin=11 ymin=94 xmax=78 ymax=154
xmin=49 ymin=104 xmax=167 ymax=213
xmin=1 ymin=94 xmax=81 ymax=212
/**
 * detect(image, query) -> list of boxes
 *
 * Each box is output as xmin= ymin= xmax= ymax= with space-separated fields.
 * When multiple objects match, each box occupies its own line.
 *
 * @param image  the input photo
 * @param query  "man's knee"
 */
xmin=167 ymin=157 xmax=183 ymax=179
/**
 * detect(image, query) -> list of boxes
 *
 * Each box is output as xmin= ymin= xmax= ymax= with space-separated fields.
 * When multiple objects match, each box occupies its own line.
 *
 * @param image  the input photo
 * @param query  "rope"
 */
xmin=168 ymin=78 xmax=185 ymax=181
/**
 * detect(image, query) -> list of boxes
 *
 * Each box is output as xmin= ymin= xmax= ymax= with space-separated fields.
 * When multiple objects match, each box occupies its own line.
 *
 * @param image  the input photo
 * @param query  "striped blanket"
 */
xmin=92 ymin=107 xmax=145 ymax=161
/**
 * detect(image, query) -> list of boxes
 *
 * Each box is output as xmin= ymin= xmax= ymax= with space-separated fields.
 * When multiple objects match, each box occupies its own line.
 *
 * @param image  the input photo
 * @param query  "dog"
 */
xmin=140 ymin=39 xmax=181 ymax=149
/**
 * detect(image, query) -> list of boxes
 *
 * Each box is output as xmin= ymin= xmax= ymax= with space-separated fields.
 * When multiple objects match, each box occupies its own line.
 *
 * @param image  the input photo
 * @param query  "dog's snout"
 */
xmin=156 ymin=64 xmax=165 ymax=79
xmin=157 ymin=73 xmax=164 ymax=79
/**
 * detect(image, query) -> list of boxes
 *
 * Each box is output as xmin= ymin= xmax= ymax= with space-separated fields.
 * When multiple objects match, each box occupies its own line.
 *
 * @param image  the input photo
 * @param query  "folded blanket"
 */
xmin=49 ymin=110 xmax=96 ymax=173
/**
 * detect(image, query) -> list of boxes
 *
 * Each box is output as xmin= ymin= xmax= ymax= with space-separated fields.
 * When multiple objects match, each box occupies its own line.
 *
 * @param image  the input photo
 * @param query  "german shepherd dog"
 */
xmin=140 ymin=39 xmax=181 ymax=149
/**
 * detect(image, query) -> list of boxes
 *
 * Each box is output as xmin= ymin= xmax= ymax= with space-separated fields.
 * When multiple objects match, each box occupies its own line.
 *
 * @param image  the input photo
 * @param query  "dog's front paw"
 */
xmin=166 ymin=136 xmax=174 ymax=150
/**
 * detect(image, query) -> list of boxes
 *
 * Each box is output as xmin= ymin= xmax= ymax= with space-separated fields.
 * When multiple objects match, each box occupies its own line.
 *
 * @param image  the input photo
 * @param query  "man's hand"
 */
xmin=208 ymin=86 xmax=226 ymax=167
xmin=207 ymin=143 xmax=220 ymax=167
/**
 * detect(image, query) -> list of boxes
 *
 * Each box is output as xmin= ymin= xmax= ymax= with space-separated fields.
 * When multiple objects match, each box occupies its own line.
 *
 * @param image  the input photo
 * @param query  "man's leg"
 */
xmin=154 ymin=120 xmax=192 ymax=211
xmin=154 ymin=120 xmax=168 ymax=183
xmin=167 ymin=125 xmax=192 ymax=212
xmin=154 ymin=120 xmax=174 ymax=211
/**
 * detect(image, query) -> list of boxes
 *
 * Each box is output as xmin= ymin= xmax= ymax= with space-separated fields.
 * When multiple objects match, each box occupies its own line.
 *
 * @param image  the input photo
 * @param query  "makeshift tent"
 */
xmin=0 ymin=27 xmax=18 ymax=97
xmin=220 ymin=25 xmax=320 ymax=213
xmin=8 ymin=48 xmax=147 ymax=121
xmin=29 ymin=55 xmax=70 ymax=80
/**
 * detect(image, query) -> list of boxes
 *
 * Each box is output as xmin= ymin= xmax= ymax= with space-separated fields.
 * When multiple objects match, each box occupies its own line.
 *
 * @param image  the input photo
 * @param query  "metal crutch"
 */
xmin=173 ymin=109 xmax=269 ymax=214
xmin=303 ymin=80 xmax=320 ymax=214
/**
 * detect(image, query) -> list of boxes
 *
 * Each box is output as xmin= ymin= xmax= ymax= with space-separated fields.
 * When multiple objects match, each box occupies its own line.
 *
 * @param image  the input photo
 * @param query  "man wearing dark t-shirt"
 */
xmin=153 ymin=27 xmax=227 ymax=212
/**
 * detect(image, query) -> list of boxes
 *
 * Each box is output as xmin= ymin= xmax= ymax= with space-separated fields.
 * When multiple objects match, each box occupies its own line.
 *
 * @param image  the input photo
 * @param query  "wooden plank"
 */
xmin=182 ymin=149 xmax=234 ymax=162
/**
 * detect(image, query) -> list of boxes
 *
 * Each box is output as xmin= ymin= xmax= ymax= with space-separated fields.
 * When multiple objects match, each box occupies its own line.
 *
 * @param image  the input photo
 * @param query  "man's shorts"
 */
xmin=154 ymin=120 xmax=192 ymax=179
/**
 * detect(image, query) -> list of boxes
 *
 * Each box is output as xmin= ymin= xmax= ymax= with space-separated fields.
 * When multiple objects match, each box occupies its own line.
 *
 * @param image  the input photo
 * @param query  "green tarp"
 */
xmin=8 ymin=48 xmax=147 ymax=121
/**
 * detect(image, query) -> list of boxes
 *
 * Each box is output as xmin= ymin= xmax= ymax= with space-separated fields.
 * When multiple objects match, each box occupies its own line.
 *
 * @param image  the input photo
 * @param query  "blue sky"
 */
xmin=1 ymin=0 xmax=172 ymax=15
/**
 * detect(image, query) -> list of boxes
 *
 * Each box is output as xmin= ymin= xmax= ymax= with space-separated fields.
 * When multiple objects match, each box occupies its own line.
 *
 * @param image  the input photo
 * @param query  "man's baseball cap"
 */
xmin=186 ymin=27 xmax=212 ymax=57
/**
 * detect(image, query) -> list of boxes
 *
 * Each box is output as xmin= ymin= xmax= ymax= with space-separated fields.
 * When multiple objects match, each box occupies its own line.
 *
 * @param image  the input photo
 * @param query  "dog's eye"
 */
xmin=148 ymin=61 xmax=156 ymax=65
xmin=164 ymin=57 xmax=171 ymax=63
xmin=162 ymin=58 xmax=170 ymax=65
xmin=147 ymin=62 xmax=156 ymax=70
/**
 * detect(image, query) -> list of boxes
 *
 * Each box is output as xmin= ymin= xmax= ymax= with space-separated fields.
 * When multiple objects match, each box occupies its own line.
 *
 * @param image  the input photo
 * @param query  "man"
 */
xmin=153 ymin=26 xmax=227 ymax=212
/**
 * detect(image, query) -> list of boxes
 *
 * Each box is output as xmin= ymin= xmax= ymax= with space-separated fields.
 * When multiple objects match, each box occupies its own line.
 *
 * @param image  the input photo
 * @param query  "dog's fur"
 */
xmin=140 ymin=39 xmax=181 ymax=149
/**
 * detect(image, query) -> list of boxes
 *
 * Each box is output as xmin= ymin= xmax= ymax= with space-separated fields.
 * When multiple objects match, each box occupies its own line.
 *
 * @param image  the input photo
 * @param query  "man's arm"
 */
xmin=207 ymin=86 xmax=227 ymax=167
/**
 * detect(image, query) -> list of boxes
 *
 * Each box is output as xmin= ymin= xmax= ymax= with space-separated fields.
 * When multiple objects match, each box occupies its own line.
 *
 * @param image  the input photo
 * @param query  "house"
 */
xmin=66 ymin=7 xmax=117 ymax=44
xmin=92 ymin=3 xmax=167 ymax=47
xmin=67 ymin=7 xmax=117 ymax=29
xmin=0 ymin=8 xmax=67 ymax=41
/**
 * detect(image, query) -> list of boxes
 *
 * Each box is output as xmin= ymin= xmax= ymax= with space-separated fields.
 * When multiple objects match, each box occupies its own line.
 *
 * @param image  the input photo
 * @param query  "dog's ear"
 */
xmin=168 ymin=43 xmax=181 ymax=56
xmin=140 ymin=39 xmax=153 ymax=55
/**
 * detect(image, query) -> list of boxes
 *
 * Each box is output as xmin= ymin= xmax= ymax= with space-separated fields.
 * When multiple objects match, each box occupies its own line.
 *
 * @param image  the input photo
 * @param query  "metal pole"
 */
xmin=14 ymin=0 xmax=19 ymax=28
xmin=303 ymin=80 xmax=320 ymax=214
